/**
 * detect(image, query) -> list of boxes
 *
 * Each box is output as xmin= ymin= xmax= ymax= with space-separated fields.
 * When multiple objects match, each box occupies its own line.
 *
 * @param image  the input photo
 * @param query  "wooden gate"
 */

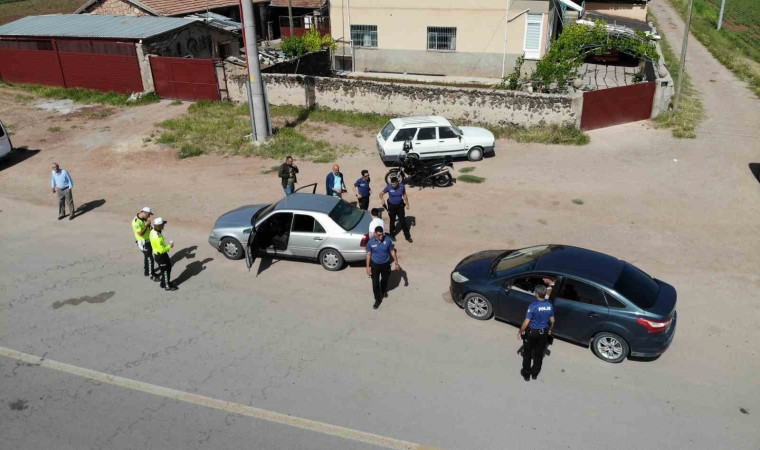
xmin=580 ymin=82 xmax=657 ymax=131
xmin=150 ymin=56 xmax=220 ymax=101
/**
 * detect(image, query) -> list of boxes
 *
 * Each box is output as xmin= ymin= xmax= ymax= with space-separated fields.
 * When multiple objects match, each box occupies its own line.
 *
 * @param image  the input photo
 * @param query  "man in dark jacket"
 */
xmin=278 ymin=156 xmax=299 ymax=195
xmin=326 ymin=164 xmax=346 ymax=198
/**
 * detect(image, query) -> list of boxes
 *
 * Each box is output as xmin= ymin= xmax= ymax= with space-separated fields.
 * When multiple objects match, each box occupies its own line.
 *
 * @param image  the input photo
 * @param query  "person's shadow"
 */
xmin=172 ymin=246 xmax=197 ymax=265
xmin=73 ymin=199 xmax=106 ymax=218
xmin=387 ymin=267 xmax=409 ymax=293
xmin=174 ymin=258 xmax=213 ymax=287
xmin=390 ymin=216 xmax=417 ymax=238
xmin=749 ymin=163 xmax=760 ymax=184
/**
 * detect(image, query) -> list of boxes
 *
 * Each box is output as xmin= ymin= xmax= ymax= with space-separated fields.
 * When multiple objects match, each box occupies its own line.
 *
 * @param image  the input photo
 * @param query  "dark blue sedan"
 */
xmin=449 ymin=245 xmax=677 ymax=363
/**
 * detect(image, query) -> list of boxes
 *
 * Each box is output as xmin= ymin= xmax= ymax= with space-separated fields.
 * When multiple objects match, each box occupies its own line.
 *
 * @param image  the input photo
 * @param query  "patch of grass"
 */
xmin=158 ymin=101 xmax=353 ymax=161
xmin=667 ymin=0 xmax=760 ymax=97
xmin=651 ymin=15 xmax=704 ymax=138
xmin=572 ymin=198 xmax=585 ymax=205
xmin=457 ymin=174 xmax=486 ymax=184
xmin=459 ymin=166 xmax=476 ymax=173
xmin=470 ymin=123 xmax=590 ymax=145
xmin=170 ymin=99 xmax=183 ymax=105
xmin=47 ymin=127 xmax=61 ymax=133
xmin=260 ymin=165 xmax=279 ymax=174
xmin=0 ymin=0 xmax=81 ymax=25
xmin=270 ymin=105 xmax=392 ymax=130
xmin=3 ymin=83 xmax=159 ymax=106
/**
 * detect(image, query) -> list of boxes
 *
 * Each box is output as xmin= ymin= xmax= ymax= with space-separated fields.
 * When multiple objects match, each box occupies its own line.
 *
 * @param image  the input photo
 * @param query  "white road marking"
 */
xmin=0 ymin=346 xmax=430 ymax=450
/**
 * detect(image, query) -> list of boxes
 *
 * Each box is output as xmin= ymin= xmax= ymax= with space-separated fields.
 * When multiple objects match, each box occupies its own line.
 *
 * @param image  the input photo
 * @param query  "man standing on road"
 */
xmin=379 ymin=177 xmax=412 ymax=243
xmin=326 ymin=164 xmax=346 ymax=198
xmin=50 ymin=162 xmax=75 ymax=220
xmin=353 ymin=169 xmax=371 ymax=210
xmin=132 ymin=207 xmax=159 ymax=282
xmin=365 ymin=226 xmax=400 ymax=309
xmin=150 ymin=218 xmax=178 ymax=291
xmin=278 ymin=156 xmax=299 ymax=196
xmin=518 ymin=285 xmax=555 ymax=381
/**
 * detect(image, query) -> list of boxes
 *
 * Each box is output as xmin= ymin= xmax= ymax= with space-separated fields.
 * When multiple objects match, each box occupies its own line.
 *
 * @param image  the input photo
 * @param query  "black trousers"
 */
xmin=358 ymin=196 xmax=369 ymax=210
xmin=370 ymin=260 xmax=391 ymax=302
xmin=386 ymin=202 xmax=410 ymax=239
xmin=522 ymin=329 xmax=549 ymax=376
xmin=155 ymin=252 xmax=173 ymax=288
xmin=141 ymin=241 xmax=156 ymax=277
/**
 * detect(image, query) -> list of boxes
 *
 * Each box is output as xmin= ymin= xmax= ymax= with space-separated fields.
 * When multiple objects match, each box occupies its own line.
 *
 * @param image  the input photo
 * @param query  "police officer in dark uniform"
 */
xmin=518 ymin=285 xmax=555 ymax=380
xmin=353 ymin=169 xmax=371 ymax=210
xmin=365 ymin=226 xmax=400 ymax=309
xmin=379 ymin=177 xmax=412 ymax=242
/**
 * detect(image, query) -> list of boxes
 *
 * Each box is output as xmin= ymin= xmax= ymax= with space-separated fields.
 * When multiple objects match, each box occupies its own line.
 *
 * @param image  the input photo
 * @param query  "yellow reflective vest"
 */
xmin=149 ymin=229 xmax=171 ymax=255
xmin=132 ymin=216 xmax=150 ymax=242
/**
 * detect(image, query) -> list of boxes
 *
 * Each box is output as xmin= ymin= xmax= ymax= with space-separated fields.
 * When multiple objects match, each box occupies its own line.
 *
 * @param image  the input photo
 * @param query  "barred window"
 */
xmin=427 ymin=27 xmax=456 ymax=51
xmin=351 ymin=25 xmax=378 ymax=48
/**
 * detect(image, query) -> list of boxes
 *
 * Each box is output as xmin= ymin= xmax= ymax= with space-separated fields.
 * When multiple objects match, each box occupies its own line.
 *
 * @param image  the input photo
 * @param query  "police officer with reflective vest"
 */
xmin=149 ymin=218 xmax=178 ymax=291
xmin=132 ymin=207 xmax=159 ymax=282
xmin=379 ymin=177 xmax=412 ymax=243
xmin=518 ymin=285 xmax=555 ymax=380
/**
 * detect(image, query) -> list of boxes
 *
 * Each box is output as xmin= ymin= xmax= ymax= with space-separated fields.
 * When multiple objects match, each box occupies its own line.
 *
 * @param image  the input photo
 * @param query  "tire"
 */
xmin=220 ymin=237 xmax=244 ymax=260
xmin=591 ymin=332 xmax=629 ymax=363
xmin=463 ymin=293 xmax=494 ymax=320
xmin=467 ymin=146 xmax=484 ymax=162
xmin=319 ymin=248 xmax=344 ymax=271
xmin=384 ymin=169 xmax=404 ymax=185
xmin=433 ymin=172 xmax=452 ymax=187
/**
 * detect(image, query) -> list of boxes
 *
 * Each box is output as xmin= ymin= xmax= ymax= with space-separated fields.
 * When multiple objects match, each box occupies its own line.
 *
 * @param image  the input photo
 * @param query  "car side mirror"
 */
xmin=243 ymin=227 xmax=253 ymax=235
xmin=458 ymin=135 xmax=462 ymax=141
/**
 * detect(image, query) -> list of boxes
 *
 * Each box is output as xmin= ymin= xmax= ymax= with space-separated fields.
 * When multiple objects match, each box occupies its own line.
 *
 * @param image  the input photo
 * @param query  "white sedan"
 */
xmin=376 ymin=116 xmax=495 ymax=162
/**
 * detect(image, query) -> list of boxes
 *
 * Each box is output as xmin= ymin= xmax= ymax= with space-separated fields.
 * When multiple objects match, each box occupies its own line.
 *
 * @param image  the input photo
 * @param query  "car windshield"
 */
xmin=493 ymin=245 xmax=550 ymax=273
xmin=329 ymin=200 xmax=364 ymax=231
xmin=252 ymin=204 xmax=274 ymax=226
xmin=380 ymin=121 xmax=395 ymax=141
xmin=614 ymin=264 xmax=660 ymax=309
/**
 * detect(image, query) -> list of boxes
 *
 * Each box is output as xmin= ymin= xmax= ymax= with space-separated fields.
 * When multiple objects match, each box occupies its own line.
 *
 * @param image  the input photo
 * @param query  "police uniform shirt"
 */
xmin=354 ymin=177 xmax=371 ymax=197
xmin=367 ymin=235 xmax=394 ymax=264
xmin=526 ymin=301 xmax=554 ymax=330
xmin=382 ymin=183 xmax=405 ymax=205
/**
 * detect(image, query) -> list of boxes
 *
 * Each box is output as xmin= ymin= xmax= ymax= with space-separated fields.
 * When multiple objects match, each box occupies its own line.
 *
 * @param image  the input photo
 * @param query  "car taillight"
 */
xmin=360 ymin=233 xmax=369 ymax=248
xmin=636 ymin=317 xmax=671 ymax=333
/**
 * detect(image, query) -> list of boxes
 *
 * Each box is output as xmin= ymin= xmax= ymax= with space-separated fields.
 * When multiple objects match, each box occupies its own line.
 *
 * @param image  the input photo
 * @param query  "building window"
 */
xmin=427 ymin=26 xmax=456 ymax=51
xmin=351 ymin=25 xmax=378 ymax=48
xmin=524 ymin=13 xmax=543 ymax=60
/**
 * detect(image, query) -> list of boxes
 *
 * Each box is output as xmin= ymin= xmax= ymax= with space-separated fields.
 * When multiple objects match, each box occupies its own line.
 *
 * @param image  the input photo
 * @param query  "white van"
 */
xmin=0 ymin=120 xmax=12 ymax=160
xmin=376 ymin=116 xmax=495 ymax=163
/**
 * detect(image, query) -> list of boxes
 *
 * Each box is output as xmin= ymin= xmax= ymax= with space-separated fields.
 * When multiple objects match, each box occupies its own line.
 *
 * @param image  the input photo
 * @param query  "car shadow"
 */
xmin=171 ymin=245 xmax=197 ymax=265
xmin=73 ymin=199 xmax=106 ymax=218
xmin=256 ymin=253 xmax=284 ymax=276
xmin=174 ymin=257 xmax=213 ymax=287
xmin=749 ymin=163 xmax=760 ymax=184
xmin=0 ymin=146 xmax=40 ymax=170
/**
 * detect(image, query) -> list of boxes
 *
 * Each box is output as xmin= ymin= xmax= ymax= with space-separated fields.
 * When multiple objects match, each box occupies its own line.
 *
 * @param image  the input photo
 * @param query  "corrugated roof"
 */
xmin=0 ymin=14 xmax=197 ymax=39
xmin=137 ymin=0 xmax=248 ymax=16
xmin=270 ymin=0 xmax=325 ymax=9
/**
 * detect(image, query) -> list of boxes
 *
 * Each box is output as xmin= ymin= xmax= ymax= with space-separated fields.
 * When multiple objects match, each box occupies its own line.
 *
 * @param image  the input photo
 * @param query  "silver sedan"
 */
xmin=208 ymin=191 xmax=371 ymax=271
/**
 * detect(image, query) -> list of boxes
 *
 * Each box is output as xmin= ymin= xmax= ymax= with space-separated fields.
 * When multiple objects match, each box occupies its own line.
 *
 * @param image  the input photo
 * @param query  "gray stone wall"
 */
xmin=224 ymin=66 xmax=579 ymax=127
xmin=651 ymin=41 xmax=675 ymax=119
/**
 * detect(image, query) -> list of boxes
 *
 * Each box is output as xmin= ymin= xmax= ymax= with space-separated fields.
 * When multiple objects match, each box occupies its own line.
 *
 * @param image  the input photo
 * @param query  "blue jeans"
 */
xmin=283 ymin=185 xmax=294 ymax=196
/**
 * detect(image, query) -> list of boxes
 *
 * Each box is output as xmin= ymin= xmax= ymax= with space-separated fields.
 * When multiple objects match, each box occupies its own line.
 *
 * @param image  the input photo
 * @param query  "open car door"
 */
xmin=245 ymin=227 xmax=260 ymax=271
xmin=294 ymin=183 xmax=317 ymax=194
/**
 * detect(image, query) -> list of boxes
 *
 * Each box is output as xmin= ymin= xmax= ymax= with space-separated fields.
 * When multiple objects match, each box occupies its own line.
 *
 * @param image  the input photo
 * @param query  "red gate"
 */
xmin=580 ymin=82 xmax=656 ymax=131
xmin=150 ymin=56 xmax=220 ymax=101
xmin=0 ymin=39 xmax=66 ymax=86
xmin=57 ymin=40 xmax=143 ymax=93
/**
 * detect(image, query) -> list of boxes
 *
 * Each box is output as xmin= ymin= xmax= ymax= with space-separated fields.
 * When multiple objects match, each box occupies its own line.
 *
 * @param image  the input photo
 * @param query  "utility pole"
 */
xmin=673 ymin=0 xmax=694 ymax=111
xmin=717 ymin=0 xmax=726 ymax=30
xmin=240 ymin=0 xmax=271 ymax=143
xmin=288 ymin=0 xmax=294 ymax=37
xmin=500 ymin=0 xmax=512 ymax=79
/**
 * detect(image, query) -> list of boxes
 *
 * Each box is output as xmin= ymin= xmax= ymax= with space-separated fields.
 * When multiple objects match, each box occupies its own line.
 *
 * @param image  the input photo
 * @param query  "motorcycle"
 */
xmin=384 ymin=141 xmax=454 ymax=188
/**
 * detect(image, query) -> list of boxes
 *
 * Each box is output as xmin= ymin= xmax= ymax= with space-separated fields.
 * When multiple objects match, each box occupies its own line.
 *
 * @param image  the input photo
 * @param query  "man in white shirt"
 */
xmin=368 ymin=208 xmax=385 ymax=235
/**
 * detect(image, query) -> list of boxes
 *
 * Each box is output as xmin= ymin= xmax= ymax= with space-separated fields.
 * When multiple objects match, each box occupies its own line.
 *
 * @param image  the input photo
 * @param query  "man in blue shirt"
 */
xmin=50 ymin=162 xmax=75 ymax=220
xmin=379 ymin=177 xmax=412 ymax=242
xmin=518 ymin=284 xmax=555 ymax=380
xmin=326 ymin=164 xmax=346 ymax=198
xmin=353 ymin=169 xmax=371 ymax=210
xmin=365 ymin=226 xmax=400 ymax=309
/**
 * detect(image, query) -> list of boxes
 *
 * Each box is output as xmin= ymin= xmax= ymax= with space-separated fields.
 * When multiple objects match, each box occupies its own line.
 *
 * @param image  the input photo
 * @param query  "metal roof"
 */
xmin=275 ymin=193 xmax=339 ymax=213
xmin=0 ymin=14 xmax=197 ymax=40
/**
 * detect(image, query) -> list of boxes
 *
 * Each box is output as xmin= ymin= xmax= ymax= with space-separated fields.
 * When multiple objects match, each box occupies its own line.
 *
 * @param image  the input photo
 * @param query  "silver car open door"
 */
xmin=245 ymin=228 xmax=260 ymax=271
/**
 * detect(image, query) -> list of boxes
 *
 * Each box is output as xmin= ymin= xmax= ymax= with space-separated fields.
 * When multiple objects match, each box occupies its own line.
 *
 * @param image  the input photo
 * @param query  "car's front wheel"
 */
xmin=592 ymin=332 xmax=629 ymax=363
xmin=467 ymin=146 xmax=484 ymax=162
xmin=220 ymin=237 xmax=244 ymax=260
xmin=463 ymin=293 xmax=494 ymax=320
xmin=319 ymin=248 xmax=344 ymax=271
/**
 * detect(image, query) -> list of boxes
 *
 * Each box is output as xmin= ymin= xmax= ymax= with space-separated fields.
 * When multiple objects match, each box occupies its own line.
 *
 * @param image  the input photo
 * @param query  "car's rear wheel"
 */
xmin=467 ymin=146 xmax=484 ymax=162
xmin=463 ymin=293 xmax=494 ymax=320
xmin=319 ymin=248 xmax=344 ymax=271
xmin=592 ymin=332 xmax=629 ymax=363
xmin=220 ymin=237 xmax=244 ymax=260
